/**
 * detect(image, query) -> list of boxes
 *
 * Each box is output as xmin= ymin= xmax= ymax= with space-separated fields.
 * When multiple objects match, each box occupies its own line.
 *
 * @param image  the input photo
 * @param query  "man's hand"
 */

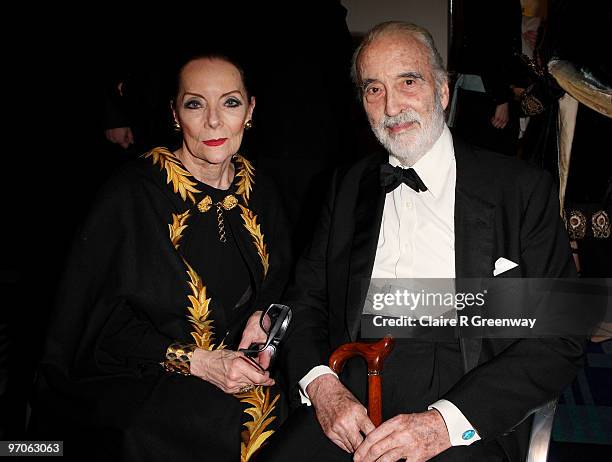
xmin=353 ymin=409 xmax=451 ymax=462
xmin=307 ymin=374 xmax=375 ymax=453
xmin=491 ymin=102 xmax=510 ymax=129
xmin=105 ymin=126 xmax=134 ymax=149
xmin=190 ymin=348 xmax=274 ymax=394
xmin=238 ymin=310 xmax=273 ymax=370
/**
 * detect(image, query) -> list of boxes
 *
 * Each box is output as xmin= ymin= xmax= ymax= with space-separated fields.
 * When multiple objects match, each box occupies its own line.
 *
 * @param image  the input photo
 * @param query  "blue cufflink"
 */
xmin=462 ymin=429 xmax=476 ymax=440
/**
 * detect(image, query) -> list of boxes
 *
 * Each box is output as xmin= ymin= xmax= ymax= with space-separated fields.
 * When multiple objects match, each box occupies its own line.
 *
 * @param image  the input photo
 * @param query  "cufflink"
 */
xmin=462 ymin=429 xmax=476 ymax=441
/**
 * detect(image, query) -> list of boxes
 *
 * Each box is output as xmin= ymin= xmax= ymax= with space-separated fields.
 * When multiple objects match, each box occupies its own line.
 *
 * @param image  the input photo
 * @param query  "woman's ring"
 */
xmin=238 ymin=384 xmax=255 ymax=393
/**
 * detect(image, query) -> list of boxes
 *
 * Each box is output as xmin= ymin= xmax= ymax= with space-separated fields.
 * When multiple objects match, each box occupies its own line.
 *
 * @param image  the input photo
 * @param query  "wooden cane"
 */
xmin=328 ymin=336 xmax=395 ymax=426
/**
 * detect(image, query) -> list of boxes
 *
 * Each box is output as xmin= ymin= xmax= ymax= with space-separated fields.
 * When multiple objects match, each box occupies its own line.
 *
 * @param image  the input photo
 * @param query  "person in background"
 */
xmin=448 ymin=0 xmax=523 ymax=156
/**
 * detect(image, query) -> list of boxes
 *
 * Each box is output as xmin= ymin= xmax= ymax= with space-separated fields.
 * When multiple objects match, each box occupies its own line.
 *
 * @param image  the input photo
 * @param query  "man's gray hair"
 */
xmin=351 ymin=21 xmax=448 ymax=95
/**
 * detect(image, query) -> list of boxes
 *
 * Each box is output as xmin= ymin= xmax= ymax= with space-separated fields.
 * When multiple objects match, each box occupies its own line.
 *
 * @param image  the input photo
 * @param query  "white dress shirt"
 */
xmin=299 ymin=126 xmax=480 ymax=446
xmin=371 ymin=125 xmax=456 ymax=279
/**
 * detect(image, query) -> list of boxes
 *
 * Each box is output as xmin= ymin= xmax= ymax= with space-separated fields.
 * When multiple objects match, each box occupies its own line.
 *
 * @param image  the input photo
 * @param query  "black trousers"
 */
xmin=257 ymin=341 xmax=508 ymax=461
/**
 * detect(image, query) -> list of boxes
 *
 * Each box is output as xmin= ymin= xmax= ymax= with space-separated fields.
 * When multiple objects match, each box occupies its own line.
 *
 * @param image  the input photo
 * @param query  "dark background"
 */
xmin=1 ymin=1 xmax=376 ymax=438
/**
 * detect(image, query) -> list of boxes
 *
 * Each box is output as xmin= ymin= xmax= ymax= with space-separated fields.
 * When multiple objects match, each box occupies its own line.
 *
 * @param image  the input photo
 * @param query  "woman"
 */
xmin=31 ymin=53 xmax=291 ymax=461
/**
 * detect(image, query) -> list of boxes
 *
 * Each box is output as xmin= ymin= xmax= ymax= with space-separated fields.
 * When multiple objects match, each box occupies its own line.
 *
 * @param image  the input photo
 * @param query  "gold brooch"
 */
xmin=221 ymin=194 xmax=238 ymax=210
xmin=197 ymin=195 xmax=213 ymax=213
xmin=197 ymin=194 xmax=238 ymax=213
xmin=197 ymin=194 xmax=239 ymax=242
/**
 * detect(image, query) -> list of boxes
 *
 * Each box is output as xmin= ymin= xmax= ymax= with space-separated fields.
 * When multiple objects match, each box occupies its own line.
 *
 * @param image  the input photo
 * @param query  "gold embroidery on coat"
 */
xmin=238 ymin=387 xmax=280 ymax=462
xmin=239 ymin=205 xmax=269 ymax=276
xmin=235 ymin=154 xmax=255 ymax=206
xmin=169 ymin=211 xmax=219 ymax=350
xmin=145 ymin=147 xmax=201 ymax=203
xmin=161 ymin=155 xmax=276 ymax=461
xmin=169 ymin=210 xmax=191 ymax=248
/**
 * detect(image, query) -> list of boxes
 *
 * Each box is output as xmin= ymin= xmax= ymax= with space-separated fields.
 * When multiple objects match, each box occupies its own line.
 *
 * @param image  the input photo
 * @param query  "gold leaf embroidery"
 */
xmin=239 ymin=205 xmax=269 ymax=276
xmin=168 ymin=210 xmax=191 ymax=248
xmin=235 ymin=154 xmax=255 ymax=206
xmin=145 ymin=147 xmax=201 ymax=203
xmin=165 ymin=157 xmax=277 ymax=460
xmin=168 ymin=210 xmax=217 ymax=350
xmin=184 ymin=260 xmax=217 ymax=351
xmin=239 ymin=387 xmax=280 ymax=461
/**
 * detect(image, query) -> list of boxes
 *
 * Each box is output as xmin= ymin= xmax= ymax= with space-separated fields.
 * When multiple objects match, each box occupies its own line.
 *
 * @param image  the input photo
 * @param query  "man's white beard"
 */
xmin=371 ymin=93 xmax=446 ymax=166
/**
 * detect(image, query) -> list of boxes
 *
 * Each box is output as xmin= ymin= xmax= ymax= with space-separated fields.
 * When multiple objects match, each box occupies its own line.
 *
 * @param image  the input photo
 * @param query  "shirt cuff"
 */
xmin=429 ymin=399 xmax=481 ymax=446
xmin=298 ymin=365 xmax=338 ymax=406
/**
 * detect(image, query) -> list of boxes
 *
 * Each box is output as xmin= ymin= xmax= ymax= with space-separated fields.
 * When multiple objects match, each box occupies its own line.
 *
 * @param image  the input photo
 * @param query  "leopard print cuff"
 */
xmin=162 ymin=342 xmax=197 ymax=376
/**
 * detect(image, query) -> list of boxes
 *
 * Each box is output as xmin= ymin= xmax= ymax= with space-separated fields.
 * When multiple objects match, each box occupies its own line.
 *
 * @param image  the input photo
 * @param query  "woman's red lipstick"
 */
xmin=202 ymin=138 xmax=227 ymax=147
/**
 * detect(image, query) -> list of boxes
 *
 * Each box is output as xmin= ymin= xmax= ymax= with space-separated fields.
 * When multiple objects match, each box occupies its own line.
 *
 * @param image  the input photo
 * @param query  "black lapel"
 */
xmin=453 ymin=138 xmax=496 ymax=372
xmin=345 ymin=155 xmax=387 ymax=341
xmin=454 ymin=142 xmax=496 ymax=279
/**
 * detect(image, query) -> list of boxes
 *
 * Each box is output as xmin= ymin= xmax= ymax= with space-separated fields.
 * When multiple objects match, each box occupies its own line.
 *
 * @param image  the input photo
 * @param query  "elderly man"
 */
xmin=259 ymin=22 xmax=582 ymax=462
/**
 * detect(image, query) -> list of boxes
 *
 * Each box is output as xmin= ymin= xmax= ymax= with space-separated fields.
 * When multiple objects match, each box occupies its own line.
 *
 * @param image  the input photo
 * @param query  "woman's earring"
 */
xmin=244 ymin=120 xmax=253 ymax=130
xmin=173 ymin=120 xmax=181 ymax=132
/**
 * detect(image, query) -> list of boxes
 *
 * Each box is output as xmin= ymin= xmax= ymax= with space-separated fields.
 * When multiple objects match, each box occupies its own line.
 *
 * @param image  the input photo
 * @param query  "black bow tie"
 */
xmin=380 ymin=163 xmax=428 ymax=193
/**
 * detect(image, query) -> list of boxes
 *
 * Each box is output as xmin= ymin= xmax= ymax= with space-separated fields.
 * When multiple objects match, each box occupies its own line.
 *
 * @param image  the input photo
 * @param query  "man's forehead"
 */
xmin=359 ymin=34 xmax=429 ymax=79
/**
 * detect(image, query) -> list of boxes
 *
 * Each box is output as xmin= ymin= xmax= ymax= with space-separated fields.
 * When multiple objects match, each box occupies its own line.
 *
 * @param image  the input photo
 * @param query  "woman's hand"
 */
xmin=190 ymin=348 xmax=274 ymax=394
xmin=238 ymin=310 xmax=274 ymax=370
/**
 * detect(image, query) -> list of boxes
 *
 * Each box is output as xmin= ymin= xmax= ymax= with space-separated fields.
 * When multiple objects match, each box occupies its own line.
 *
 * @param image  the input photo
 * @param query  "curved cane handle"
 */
xmin=328 ymin=336 xmax=395 ymax=426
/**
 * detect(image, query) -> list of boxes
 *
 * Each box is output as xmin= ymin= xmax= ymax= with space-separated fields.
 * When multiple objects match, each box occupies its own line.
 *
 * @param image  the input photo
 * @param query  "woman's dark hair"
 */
xmin=168 ymin=48 xmax=253 ymax=108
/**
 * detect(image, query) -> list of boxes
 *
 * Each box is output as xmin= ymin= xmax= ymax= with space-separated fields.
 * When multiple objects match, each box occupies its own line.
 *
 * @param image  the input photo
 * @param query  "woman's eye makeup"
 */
xmin=225 ymin=97 xmax=243 ymax=107
xmin=184 ymin=98 xmax=203 ymax=109
xmin=182 ymin=96 xmax=242 ymax=109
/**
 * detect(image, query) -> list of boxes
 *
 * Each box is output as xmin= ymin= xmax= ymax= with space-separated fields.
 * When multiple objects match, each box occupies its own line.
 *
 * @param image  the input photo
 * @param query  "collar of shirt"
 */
xmin=388 ymin=125 xmax=455 ymax=199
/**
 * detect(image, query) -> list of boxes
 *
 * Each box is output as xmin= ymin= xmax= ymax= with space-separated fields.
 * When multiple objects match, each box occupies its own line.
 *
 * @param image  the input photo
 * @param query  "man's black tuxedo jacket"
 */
xmin=280 ymin=137 xmax=583 ymax=461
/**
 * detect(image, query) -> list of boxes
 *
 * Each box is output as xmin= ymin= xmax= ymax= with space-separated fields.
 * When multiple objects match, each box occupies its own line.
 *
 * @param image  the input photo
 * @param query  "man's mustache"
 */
xmin=381 ymin=110 xmax=422 ymax=131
